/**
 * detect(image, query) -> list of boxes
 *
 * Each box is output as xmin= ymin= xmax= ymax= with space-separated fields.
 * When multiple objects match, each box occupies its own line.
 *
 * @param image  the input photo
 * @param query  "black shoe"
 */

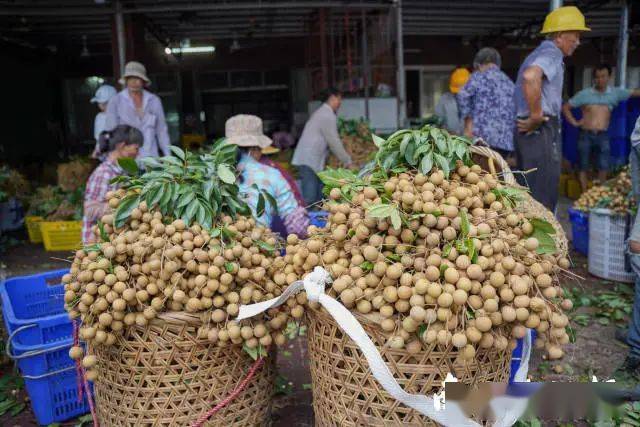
xmin=614 ymin=356 xmax=640 ymax=383
xmin=616 ymin=328 xmax=630 ymax=345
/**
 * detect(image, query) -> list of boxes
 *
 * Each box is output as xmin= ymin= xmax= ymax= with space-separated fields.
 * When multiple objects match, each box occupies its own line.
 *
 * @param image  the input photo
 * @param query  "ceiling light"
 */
xmin=167 ymin=46 xmax=215 ymax=54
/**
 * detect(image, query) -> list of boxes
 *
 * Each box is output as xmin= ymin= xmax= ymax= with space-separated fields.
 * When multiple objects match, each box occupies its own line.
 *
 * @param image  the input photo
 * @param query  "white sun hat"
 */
xmin=118 ymin=61 xmax=151 ymax=86
xmin=225 ymin=115 xmax=273 ymax=149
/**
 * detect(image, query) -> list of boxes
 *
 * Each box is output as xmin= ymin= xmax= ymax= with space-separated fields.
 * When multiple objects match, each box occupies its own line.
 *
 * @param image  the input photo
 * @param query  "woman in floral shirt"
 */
xmin=82 ymin=125 xmax=142 ymax=243
xmin=457 ymin=47 xmax=516 ymax=161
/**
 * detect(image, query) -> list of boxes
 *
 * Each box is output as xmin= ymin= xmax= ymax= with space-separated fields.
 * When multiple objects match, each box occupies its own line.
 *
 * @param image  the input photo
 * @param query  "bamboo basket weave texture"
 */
xmin=306 ymin=309 xmax=512 ymax=427
xmin=93 ymin=312 xmax=275 ymax=427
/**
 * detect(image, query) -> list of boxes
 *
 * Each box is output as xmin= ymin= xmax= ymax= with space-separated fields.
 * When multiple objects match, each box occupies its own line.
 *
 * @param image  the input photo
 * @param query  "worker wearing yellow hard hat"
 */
xmin=513 ymin=6 xmax=590 ymax=212
xmin=434 ymin=67 xmax=470 ymax=134
xmin=540 ymin=6 xmax=590 ymax=34
xmin=449 ymin=68 xmax=470 ymax=94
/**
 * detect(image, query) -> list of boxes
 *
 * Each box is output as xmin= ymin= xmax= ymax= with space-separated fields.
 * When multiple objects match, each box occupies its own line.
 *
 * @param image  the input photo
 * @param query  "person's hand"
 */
xmin=517 ymin=115 xmax=548 ymax=134
xmin=573 ymin=119 xmax=583 ymax=129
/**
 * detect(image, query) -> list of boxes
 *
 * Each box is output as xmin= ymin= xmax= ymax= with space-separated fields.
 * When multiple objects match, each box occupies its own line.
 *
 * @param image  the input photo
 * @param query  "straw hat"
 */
xmin=119 ymin=61 xmax=151 ymax=86
xmin=225 ymin=115 xmax=273 ymax=149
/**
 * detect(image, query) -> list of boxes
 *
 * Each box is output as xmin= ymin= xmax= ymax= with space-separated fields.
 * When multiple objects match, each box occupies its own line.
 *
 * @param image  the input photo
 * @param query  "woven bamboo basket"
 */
xmin=470 ymin=145 xmax=568 ymax=257
xmin=306 ymin=309 xmax=512 ymax=427
xmin=92 ymin=312 xmax=276 ymax=427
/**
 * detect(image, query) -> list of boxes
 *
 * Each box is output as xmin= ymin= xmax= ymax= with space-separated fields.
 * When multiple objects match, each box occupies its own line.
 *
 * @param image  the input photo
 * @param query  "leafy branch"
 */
xmin=373 ymin=125 xmax=473 ymax=176
xmin=112 ymin=144 xmax=254 ymax=229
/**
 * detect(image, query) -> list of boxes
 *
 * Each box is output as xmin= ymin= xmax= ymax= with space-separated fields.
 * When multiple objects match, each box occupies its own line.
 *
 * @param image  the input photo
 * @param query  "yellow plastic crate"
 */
xmin=566 ymin=178 xmax=582 ymax=200
xmin=25 ymin=216 xmax=44 ymax=243
xmin=40 ymin=221 xmax=82 ymax=251
xmin=558 ymin=173 xmax=570 ymax=197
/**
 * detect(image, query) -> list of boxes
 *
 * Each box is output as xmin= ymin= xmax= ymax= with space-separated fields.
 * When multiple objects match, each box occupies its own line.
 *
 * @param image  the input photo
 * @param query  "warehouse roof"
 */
xmin=0 ymin=0 xmax=635 ymax=54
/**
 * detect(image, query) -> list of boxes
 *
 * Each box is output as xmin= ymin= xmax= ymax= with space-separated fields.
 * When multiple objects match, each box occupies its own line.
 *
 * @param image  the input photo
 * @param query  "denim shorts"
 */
xmin=577 ymin=130 xmax=610 ymax=171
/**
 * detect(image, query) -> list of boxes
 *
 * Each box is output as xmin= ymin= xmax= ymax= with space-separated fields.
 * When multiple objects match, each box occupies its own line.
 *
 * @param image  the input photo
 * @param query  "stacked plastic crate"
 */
xmin=0 ymin=270 xmax=89 ymax=424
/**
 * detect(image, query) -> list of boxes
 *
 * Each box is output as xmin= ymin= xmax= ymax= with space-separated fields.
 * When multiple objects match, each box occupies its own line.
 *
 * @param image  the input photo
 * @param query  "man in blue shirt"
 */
xmin=563 ymin=64 xmax=640 ymax=191
xmin=514 ymin=6 xmax=590 ymax=212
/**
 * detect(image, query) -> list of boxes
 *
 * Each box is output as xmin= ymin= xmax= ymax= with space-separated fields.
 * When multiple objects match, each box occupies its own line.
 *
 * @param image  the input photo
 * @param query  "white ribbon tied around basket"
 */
xmin=236 ymin=266 xmax=531 ymax=427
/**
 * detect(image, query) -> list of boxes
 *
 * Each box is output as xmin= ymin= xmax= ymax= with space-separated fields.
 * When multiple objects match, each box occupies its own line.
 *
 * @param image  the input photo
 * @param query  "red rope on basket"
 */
xmin=191 ymin=357 xmax=265 ymax=427
xmin=81 ymin=365 xmax=100 ymax=427
xmin=73 ymin=319 xmax=99 ymax=426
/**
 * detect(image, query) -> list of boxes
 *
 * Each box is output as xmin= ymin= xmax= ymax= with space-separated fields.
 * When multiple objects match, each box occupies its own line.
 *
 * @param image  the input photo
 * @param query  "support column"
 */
xmin=616 ymin=0 xmax=629 ymax=87
xmin=549 ymin=0 xmax=563 ymax=11
xmin=395 ymin=0 xmax=406 ymax=128
xmin=362 ymin=10 xmax=370 ymax=121
xmin=319 ymin=8 xmax=328 ymax=90
xmin=114 ymin=0 xmax=126 ymax=79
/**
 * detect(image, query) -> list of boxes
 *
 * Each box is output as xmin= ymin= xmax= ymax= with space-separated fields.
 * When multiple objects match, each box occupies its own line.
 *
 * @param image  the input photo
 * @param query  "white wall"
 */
xmin=308 ymin=97 xmax=399 ymax=133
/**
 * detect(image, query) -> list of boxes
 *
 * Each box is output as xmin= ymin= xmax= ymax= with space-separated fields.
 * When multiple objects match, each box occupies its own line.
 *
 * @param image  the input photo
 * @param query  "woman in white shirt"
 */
xmin=90 ymin=85 xmax=117 ymax=160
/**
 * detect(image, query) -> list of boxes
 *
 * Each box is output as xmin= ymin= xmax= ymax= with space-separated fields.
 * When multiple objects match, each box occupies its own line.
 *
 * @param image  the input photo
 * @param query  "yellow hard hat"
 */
xmin=449 ymin=68 xmax=470 ymax=94
xmin=541 ymin=6 xmax=590 ymax=34
xmin=261 ymin=145 xmax=280 ymax=155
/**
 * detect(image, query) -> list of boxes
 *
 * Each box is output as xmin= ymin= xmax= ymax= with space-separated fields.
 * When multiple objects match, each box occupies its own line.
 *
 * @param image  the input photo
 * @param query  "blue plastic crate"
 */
xmin=0 ymin=269 xmax=72 ymax=347
xmin=23 ymin=364 xmax=90 ymax=425
xmin=309 ymin=210 xmax=328 ymax=228
xmin=8 ymin=338 xmax=76 ymax=377
xmin=568 ymin=208 xmax=589 ymax=255
xmin=510 ymin=330 xmax=536 ymax=383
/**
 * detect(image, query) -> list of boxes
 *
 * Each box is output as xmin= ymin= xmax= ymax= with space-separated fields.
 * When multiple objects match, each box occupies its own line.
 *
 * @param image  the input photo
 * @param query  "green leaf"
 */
xmin=97 ymin=220 xmax=109 ymax=242
xmin=145 ymin=184 xmax=163 ymax=209
xmin=183 ymin=201 xmax=199 ymax=225
xmin=399 ymin=133 xmax=411 ymax=155
xmin=442 ymin=243 xmax=453 ymax=258
xmin=255 ymin=240 xmax=275 ymax=253
xmin=434 ymin=153 xmax=450 ymax=177
xmin=431 ymin=128 xmax=447 ymax=153
xmin=9 ymin=402 xmax=24 ymax=416
xmin=439 ymin=264 xmax=449 ymax=277
xmin=390 ymin=209 xmax=402 ymax=230
xmin=317 ymin=168 xmax=358 ymax=189
xmin=381 ymin=152 xmax=399 ymax=169
xmin=114 ymin=194 xmax=139 ymax=228
xmin=454 ymin=140 xmax=469 ymax=159
xmin=217 ymin=164 xmax=236 ymax=184
xmin=460 ymin=210 xmax=470 ymax=237
xmin=371 ymin=133 xmax=385 ymax=147
xmin=530 ymin=218 xmax=555 ymax=235
xmin=170 ymin=145 xmax=186 ymax=161
xmin=467 ymin=239 xmax=478 ymax=263
xmin=419 ymin=154 xmax=434 ymax=175
xmin=404 ymin=140 xmax=417 ymax=165
xmin=256 ymin=193 xmax=266 ymax=217
xmin=243 ymin=343 xmax=259 ymax=360
xmin=367 ymin=203 xmax=394 ymax=219
xmin=264 ymin=191 xmax=277 ymax=211
xmin=117 ymin=157 xmax=139 ymax=175
xmin=417 ymin=324 xmax=428 ymax=337
xmin=177 ymin=191 xmax=196 ymax=208
xmin=196 ymin=204 xmax=207 ymax=227
xmin=360 ymin=261 xmax=374 ymax=272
